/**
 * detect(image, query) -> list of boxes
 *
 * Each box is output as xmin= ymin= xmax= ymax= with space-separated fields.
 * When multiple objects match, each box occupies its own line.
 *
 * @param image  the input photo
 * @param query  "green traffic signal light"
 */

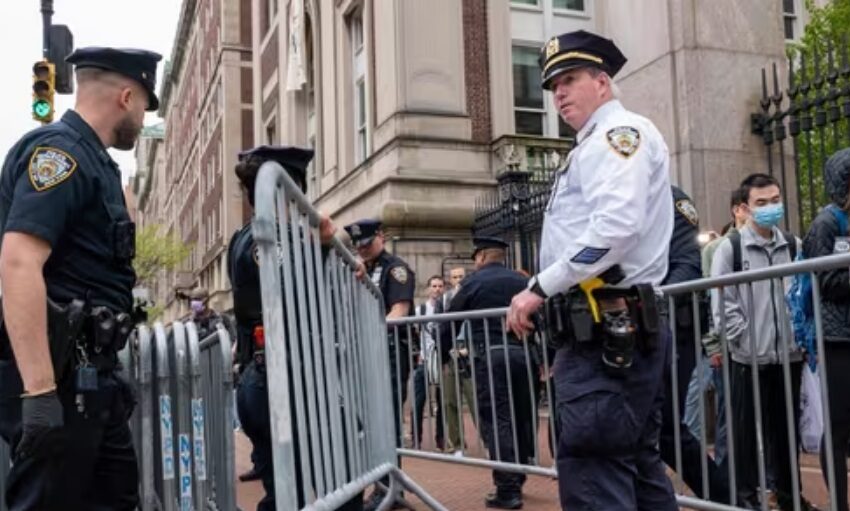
xmin=33 ymin=99 xmax=52 ymax=119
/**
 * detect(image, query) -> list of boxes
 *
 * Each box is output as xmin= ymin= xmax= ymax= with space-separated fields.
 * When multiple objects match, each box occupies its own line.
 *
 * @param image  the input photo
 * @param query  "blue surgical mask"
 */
xmin=752 ymin=203 xmax=784 ymax=228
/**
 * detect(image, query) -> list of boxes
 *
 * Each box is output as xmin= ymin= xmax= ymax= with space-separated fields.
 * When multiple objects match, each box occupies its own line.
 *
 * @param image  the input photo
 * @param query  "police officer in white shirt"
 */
xmin=506 ymin=30 xmax=677 ymax=510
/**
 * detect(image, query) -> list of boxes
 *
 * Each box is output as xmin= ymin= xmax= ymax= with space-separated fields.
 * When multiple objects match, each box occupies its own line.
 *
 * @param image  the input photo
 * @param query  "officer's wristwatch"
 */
xmin=528 ymin=276 xmax=548 ymax=299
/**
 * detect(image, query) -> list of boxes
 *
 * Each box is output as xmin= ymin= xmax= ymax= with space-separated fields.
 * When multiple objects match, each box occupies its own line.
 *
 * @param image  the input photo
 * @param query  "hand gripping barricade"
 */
xmin=119 ymin=320 xmax=236 ymax=511
xmin=252 ymin=160 xmax=447 ymax=511
xmin=390 ymin=252 xmax=850 ymax=511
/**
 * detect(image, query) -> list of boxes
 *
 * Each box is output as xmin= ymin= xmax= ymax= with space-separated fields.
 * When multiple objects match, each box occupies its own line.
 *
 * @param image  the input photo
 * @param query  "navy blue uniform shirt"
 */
xmin=439 ymin=262 xmax=528 ymax=358
xmin=664 ymin=185 xmax=702 ymax=286
xmin=367 ymin=250 xmax=415 ymax=315
xmin=0 ymin=110 xmax=136 ymax=311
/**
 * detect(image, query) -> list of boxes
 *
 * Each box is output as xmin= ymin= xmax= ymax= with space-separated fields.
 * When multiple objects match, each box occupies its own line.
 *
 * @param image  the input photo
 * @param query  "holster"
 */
xmin=47 ymin=298 xmax=86 ymax=384
xmin=543 ymin=291 xmax=595 ymax=350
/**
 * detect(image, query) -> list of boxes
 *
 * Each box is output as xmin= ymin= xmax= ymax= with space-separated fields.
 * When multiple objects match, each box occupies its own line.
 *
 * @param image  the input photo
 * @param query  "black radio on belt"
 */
xmin=114 ymin=220 xmax=136 ymax=260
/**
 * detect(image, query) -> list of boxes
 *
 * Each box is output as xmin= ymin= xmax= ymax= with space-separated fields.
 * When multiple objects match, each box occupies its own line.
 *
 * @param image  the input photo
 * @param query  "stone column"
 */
xmin=598 ymin=0 xmax=786 ymax=231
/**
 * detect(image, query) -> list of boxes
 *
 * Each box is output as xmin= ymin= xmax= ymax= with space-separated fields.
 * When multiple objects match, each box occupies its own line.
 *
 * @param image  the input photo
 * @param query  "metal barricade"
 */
xmin=123 ymin=320 xmax=235 ymax=511
xmin=389 ymin=252 xmax=850 ymax=511
xmin=253 ymin=161 xmax=447 ymax=510
xmin=390 ymin=310 xmax=557 ymax=479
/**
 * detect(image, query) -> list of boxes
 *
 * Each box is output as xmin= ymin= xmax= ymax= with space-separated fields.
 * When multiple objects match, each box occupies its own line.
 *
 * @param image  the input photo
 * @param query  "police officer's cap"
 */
xmin=66 ymin=47 xmax=162 ymax=111
xmin=344 ymin=219 xmax=382 ymax=248
xmin=238 ymin=145 xmax=314 ymax=191
xmin=539 ymin=30 xmax=626 ymax=90
xmin=471 ymin=236 xmax=509 ymax=259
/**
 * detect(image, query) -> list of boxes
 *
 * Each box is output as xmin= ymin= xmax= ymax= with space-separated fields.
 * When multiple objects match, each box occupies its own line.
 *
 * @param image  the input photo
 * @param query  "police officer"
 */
xmin=344 ymin=219 xmax=414 ymax=511
xmin=228 ymin=145 xmax=363 ymax=511
xmin=660 ymin=186 xmax=730 ymax=502
xmin=506 ymin=30 xmax=678 ymax=510
xmin=440 ymin=237 xmax=537 ymax=510
xmin=0 ymin=47 xmax=160 ymax=510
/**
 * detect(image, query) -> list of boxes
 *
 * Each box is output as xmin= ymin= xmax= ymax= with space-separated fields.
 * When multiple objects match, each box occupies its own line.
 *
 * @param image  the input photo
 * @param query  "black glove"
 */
xmin=16 ymin=390 xmax=65 ymax=460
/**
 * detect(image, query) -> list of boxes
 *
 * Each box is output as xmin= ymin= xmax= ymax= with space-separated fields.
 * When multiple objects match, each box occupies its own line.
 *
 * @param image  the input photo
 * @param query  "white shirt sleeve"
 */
xmin=536 ymin=125 xmax=655 ymax=295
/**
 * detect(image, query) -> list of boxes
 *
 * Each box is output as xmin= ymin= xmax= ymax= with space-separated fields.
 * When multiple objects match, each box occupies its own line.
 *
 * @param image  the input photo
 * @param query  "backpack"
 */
xmin=785 ymin=204 xmax=849 ymax=370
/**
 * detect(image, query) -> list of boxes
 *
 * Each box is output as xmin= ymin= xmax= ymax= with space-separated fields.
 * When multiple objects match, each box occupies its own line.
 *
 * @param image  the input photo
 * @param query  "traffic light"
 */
xmin=32 ymin=60 xmax=55 ymax=123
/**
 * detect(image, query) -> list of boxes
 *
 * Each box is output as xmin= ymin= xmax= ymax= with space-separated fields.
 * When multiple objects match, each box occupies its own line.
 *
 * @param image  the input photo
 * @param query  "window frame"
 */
xmin=349 ymin=7 xmax=369 ymax=166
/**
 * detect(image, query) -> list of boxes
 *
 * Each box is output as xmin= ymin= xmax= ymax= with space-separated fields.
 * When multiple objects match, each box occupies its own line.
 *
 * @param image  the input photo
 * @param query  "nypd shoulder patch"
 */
xmin=675 ymin=199 xmax=699 ymax=226
xmin=570 ymin=246 xmax=610 ymax=265
xmin=391 ymin=266 xmax=408 ymax=284
xmin=28 ymin=147 xmax=78 ymax=192
xmin=606 ymin=126 xmax=641 ymax=158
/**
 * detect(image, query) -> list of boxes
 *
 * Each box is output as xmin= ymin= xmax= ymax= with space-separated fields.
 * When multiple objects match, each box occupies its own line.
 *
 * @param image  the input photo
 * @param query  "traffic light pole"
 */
xmin=41 ymin=0 xmax=53 ymax=59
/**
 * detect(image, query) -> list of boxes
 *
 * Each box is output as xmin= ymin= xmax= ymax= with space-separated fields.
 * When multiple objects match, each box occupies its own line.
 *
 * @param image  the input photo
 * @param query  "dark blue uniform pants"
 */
xmin=554 ymin=328 xmax=677 ymax=511
xmin=474 ymin=345 xmax=537 ymax=497
xmin=411 ymin=364 xmax=443 ymax=447
xmin=0 ymin=360 xmax=138 ymax=511
xmin=236 ymin=361 xmax=364 ymax=511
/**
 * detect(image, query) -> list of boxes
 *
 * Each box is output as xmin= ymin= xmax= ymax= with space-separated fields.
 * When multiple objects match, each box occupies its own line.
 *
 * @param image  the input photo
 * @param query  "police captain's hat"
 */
xmin=66 ymin=47 xmax=162 ymax=111
xmin=238 ymin=145 xmax=314 ymax=192
xmin=539 ymin=30 xmax=627 ymax=90
xmin=344 ymin=219 xmax=382 ymax=248
xmin=471 ymin=236 xmax=509 ymax=259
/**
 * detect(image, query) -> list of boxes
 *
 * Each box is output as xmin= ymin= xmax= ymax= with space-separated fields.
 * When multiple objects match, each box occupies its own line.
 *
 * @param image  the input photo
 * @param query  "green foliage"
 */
xmin=134 ymin=224 xmax=192 ymax=286
xmin=784 ymin=0 xmax=850 ymax=228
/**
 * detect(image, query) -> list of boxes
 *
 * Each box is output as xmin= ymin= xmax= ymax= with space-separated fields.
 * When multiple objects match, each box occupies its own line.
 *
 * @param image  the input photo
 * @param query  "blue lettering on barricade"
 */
xmin=159 ymin=395 xmax=175 ymax=480
xmin=192 ymin=398 xmax=207 ymax=481
xmin=179 ymin=433 xmax=193 ymax=509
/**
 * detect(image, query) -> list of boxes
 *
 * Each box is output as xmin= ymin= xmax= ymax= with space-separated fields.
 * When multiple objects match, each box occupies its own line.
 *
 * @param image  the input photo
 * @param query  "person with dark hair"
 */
xmin=411 ymin=275 xmax=445 ymax=450
xmin=710 ymin=173 xmax=817 ymax=510
xmin=228 ymin=145 xmax=362 ymax=510
xmin=0 ymin=47 xmax=161 ymax=509
xmin=804 ymin=148 xmax=850 ymax=511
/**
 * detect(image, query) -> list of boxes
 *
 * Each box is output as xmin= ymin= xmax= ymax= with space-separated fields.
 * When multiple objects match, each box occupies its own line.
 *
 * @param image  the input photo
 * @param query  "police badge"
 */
xmin=545 ymin=37 xmax=560 ymax=60
xmin=28 ymin=147 xmax=78 ymax=191
xmin=675 ymin=199 xmax=699 ymax=226
xmin=390 ymin=266 xmax=408 ymax=284
xmin=606 ymin=127 xmax=641 ymax=158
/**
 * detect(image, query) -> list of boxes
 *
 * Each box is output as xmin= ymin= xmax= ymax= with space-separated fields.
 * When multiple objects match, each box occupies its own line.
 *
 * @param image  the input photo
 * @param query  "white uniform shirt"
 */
xmin=537 ymin=99 xmax=673 ymax=295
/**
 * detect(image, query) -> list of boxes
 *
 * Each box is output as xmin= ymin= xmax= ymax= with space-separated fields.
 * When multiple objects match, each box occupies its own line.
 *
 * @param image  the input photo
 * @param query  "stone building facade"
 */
xmin=134 ymin=0 xmax=254 ymax=320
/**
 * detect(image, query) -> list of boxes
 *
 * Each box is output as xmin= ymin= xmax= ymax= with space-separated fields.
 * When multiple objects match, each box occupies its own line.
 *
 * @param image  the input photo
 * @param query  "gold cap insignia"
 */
xmin=545 ymin=38 xmax=560 ymax=60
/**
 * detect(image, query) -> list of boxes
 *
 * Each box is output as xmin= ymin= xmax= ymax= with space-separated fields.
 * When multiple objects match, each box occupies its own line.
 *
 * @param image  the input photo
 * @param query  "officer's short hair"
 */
xmin=740 ymin=173 xmax=780 ymax=203
xmin=586 ymin=67 xmax=621 ymax=99
xmin=730 ymin=187 xmax=747 ymax=208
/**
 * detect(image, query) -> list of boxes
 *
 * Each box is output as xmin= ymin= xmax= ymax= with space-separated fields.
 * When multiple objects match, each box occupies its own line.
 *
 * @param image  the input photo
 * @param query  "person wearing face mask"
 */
xmin=710 ymin=173 xmax=818 ymax=511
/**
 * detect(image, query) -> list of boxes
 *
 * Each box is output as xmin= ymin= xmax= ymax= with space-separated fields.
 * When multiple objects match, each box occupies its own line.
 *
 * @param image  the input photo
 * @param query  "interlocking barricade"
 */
xmin=253 ymin=161 xmax=447 ymax=511
xmin=390 ymin=309 xmax=558 ymax=480
xmin=122 ymin=320 xmax=235 ymax=511
xmin=391 ymin=252 xmax=850 ymax=511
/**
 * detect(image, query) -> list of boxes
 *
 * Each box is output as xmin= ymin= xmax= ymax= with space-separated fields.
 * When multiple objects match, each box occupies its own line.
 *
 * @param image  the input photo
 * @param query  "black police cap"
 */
xmin=539 ymin=30 xmax=626 ymax=90
xmin=471 ymin=236 xmax=509 ymax=259
xmin=238 ymin=145 xmax=314 ymax=191
xmin=66 ymin=47 xmax=162 ymax=111
xmin=344 ymin=219 xmax=382 ymax=248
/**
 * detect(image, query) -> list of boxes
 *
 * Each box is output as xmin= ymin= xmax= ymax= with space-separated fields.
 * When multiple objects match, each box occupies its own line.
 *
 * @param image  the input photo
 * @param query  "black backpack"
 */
xmin=727 ymin=229 xmax=796 ymax=273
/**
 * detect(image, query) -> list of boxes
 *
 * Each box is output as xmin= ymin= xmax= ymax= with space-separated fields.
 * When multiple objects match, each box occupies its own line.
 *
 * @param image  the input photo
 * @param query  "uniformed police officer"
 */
xmin=660 ymin=186 xmax=730 ymax=502
xmin=229 ymin=145 xmax=363 ymax=510
xmin=506 ymin=31 xmax=678 ymax=510
xmin=0 ymin=47 xmax=161 ymax=510
xmin=344 ymin=219 xmax=414 ymax=511
xmin=440 ymin=237 xmax=537 ymax=510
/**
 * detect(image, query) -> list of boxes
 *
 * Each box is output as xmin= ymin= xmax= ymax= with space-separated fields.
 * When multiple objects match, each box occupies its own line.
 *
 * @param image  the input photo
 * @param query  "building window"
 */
xmin=512 ymin=46 xmax=545 ymax=136
xmin=265 ymin=117 xmax=277 ymax=144
xmin=783 ymin=0 xmax=798 ymax=40
xmin=553 ymin=0 xmax=584 ymax=10
xmin=511 ymin=0 xmax=539 ymax=5
xmin=350 ymin=11 xmax=368 ymax=165
xmin=305 ymin=15 xmax=318 ymax=188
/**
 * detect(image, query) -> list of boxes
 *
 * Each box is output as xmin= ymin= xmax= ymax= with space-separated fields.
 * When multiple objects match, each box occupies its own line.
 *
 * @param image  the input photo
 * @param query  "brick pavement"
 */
xmin=234 ymin=414 xmax=848 ymax=510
